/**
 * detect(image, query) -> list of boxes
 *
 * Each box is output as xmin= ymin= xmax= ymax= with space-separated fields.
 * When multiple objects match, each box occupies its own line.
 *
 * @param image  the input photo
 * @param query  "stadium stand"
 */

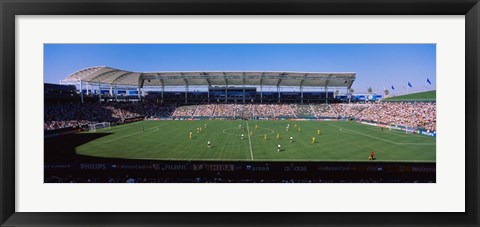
xmin=172 ymin=105 xmax=196 ymax=118
xmin=311 ymin=104 xmax=337 ymax=118
xmin=254 ymin=104 xmax=275 ymax=117
xmin=330 ymin=103 xmax=368 ymax=118
xmin=214 ymin=104 xmax=235 ymax=117
xmin=291 ymin=104 xmax=316 ymax=118
xmin=45 ymin=102 xmax=436 ymax=132
xmin=234 ymin=104 xmax=254 ymax=119
xmin=193 ymin=104 xmax=216 ymax=117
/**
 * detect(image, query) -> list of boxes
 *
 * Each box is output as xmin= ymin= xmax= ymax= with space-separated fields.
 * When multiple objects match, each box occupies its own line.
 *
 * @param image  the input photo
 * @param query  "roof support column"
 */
xmin=161 ymin=82 xmax=164 ymax=103
xmin=79 ymin=80 xmax=84 ymax=104
xmin=325 ymin=85 xmax=328 ymax=104
xmin=260 ymin=84 xmax=263 ymax=103
xmin=109 ymin=85 xmax=113 ymax=99
xmin=184 ymin=79 xmax=189 ymax=104
xmin=347 ymin=87 xmax=350 ymax=104
xmin=114 ymin=84 xmax=118 ymax=102
xmin=86 ymin=83 xmax=89 ymax=95
xmin=276 ymin=77 xmax=282 ymax=103
xmin=206 ymin=78 xmax=211 ymax=104
xmin=324 ymin=75 xmax=332 ymax=104
xmin=301 ymin=85 xmax=304 ymax=104
xmin=242 ymin=75 xmax=246 ymax=104
xmin=158 ymin=76 xmax=164 ymax=103
xmin=260 ymin=78 xmax=263 ymax=103
xmin=259 ymin=74 xmax=264 ymax=104
xmin=137 ymin=87 xmax=141 ymax=101
xmin=138 ymin=75 xmax=144 ymax=102
xmin=225 ymin=82 xmax=228 ymax=103
xmin=301 ymin=73 xmax=307 ymax=104
xmin=277 ymin=85 xmax=280 ymax=103
xmin=98 ymin=82 xmax=102 ymax=103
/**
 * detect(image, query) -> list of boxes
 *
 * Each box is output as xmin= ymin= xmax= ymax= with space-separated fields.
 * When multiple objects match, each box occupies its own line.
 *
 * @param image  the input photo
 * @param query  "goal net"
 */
xmin=89 ymin=122 xmax=111 ymax=132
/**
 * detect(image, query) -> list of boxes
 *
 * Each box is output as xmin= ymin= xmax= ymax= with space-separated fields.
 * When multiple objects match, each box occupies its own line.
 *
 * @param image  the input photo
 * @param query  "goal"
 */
xmin=89 ymin=122 xmax=111 ymax=132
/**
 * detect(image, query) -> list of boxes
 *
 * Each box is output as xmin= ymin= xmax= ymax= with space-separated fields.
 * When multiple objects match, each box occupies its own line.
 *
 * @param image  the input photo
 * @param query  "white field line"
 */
xmin=246 ymin=121 xmax=254 ymax=160
xmin=103 ymin=126 xmax=161 ymax=144
xmin=329 ymin=124 xmax=435 ymax=146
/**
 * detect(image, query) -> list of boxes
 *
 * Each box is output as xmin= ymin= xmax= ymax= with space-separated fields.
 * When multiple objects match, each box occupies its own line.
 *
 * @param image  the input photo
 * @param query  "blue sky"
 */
xmin=44 ymin=44 xmax=435 ymax=94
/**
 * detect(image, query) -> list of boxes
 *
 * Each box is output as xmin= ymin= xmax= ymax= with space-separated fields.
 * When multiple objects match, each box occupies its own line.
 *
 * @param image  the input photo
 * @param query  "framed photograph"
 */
xmin=1 ymin=0 xmax=479 ymax=226
xmin=43 ymin=43 xmax=437 ymax=184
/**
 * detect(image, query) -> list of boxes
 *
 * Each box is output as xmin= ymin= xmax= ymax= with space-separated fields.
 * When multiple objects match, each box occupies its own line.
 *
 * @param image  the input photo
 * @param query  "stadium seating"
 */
xmin=311 ymin=104 xmax=337 ymax=118
xmin=44 ymin=102 xmax=436 ymax=132
xmin=330 ymin=104 xmax=368 ymax=118
xmin=214 ymin=104 xmax=235 ymax=117
xmin=193 ymin=104 xmax=216 ymax=117
xmin=291 ymin=104 xmax=315 ymax=118
xmin=172 ymin=105 xmax=197 ymax=117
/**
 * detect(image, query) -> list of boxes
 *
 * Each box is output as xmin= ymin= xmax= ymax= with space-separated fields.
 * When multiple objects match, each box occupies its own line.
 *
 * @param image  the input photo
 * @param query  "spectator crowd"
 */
xmin=45 ymin=102 xmax=436 ymax=132
xmin=44 ymin=102 xmax=176 ymax=131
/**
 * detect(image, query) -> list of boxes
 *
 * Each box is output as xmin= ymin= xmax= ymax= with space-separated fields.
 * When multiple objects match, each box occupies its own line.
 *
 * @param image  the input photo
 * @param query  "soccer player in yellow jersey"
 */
xmin=264 ymin=134 xmax=267 ymax=140
xmin=255 ymin=125 xmax=258 ymax=130
xmin=317 ymin=129 xmax=321 ymax=135
xmin=298 ymin=127 xmax=301 ymax=132
xmin=189 ymin=131 xmax=192 ymax=140
xmin=277 ymin=133 xmax=280 ymax=139
xmin=312 ymin=136 xmax=316 ymax=144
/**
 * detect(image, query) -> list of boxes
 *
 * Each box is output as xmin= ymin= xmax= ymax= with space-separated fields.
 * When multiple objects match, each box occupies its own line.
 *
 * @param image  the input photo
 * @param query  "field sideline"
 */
xmin=76 ymin=120 xmax=436 ymax=162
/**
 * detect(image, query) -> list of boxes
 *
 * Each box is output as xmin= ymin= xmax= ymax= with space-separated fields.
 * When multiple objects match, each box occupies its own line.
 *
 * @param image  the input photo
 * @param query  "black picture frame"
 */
xmin=1 ymin=0 xmax=479 ymax=226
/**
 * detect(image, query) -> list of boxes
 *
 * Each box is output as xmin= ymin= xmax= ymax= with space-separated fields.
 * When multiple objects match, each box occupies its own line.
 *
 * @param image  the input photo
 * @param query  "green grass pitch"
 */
xmin=76 ymin=120 xmax=436 ymax=162
xmin=383 ymin=90 xmax=436 ymax=102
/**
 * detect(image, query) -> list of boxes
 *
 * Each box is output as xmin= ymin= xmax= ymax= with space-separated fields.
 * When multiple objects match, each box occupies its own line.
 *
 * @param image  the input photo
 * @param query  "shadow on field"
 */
xmin=44 ymin=133 xmax=113 ymax=162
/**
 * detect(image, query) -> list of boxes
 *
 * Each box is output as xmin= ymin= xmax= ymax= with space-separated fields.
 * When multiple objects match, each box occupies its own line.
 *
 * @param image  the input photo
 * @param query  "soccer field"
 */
xmin=75 ymin=120 xmax=436 ymax=162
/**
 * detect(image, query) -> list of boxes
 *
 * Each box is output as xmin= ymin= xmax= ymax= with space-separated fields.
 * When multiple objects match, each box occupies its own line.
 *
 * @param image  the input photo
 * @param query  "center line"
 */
xmin=246 ymin=121 xmax=254 ymax=160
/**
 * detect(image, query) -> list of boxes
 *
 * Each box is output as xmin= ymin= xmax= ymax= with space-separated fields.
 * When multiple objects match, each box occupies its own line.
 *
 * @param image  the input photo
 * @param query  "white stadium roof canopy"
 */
xmin=61 ymin=66 xmax=356 ymax=88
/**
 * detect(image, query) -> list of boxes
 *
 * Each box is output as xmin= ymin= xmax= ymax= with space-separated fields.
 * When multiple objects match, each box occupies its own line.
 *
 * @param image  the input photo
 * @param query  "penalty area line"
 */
xmin=246 ymin=121 xmax=254 ymax=160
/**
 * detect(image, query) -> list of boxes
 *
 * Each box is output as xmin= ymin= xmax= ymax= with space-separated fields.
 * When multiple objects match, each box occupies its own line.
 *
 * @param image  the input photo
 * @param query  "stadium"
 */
xmin=45 ymin=66 xmax=436 ymax=183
